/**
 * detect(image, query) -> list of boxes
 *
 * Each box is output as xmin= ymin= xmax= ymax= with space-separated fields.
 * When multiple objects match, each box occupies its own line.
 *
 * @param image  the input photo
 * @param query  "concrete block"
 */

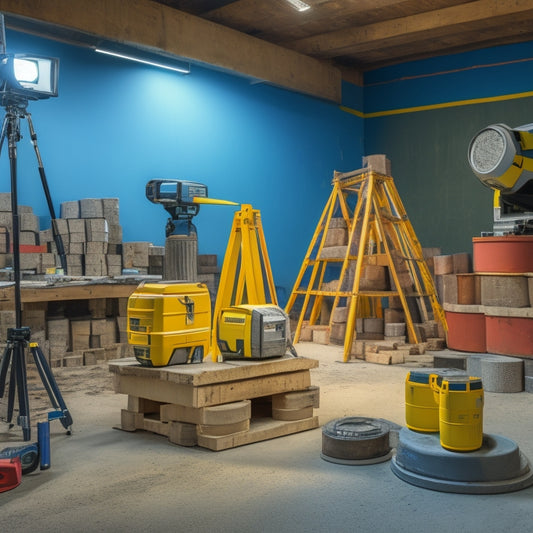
xmin=481 ymin=357 xmax=524 ymax=393
xmin=363 ymin=154 xmax=391 ymax=175
xmin=331 ymin=306 xmax=348 ymax=323
xmin=433 ymin=352 xmax=468 ymax=370
xmin=319 ymin=245 xmax=347 ymax=259
xmin=384 ymin=308 xmax=404 ymax=324
xmin=433 ymin=255 xmax=453 ymax=275
xmin=453 ymin=252 xmax=470 ymax=273
xmin=384 ymin=322 xmax=405 ymax=337
xmin=312 ymin=327 xmax=329 ymax=345
xmin=102 ymin=198 xmax=120 ymax=225
xmin=60 ymin=201 xmax=80 ymax=218
xmin=363 ymin=318 xmax=384 ymax=334
xmin=525 ymin=376 xmax=533 ymax=393
xmin=480 ymin=275 xmax=529 ymax=307
xmin=80 ymin=198 xmax=104 ymax=218
xmin=360 ymin=265 xmax=389 ymax=291
xmin=324 ymin=227 xmax=347 ymax=247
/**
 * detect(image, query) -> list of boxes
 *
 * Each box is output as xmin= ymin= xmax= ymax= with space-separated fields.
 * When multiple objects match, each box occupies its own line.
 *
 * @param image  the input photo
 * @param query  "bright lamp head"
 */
xmin=0 ymin=53 xmax=59 ymax=105
xmin=468 ymin=124 xmax=521 ymax=191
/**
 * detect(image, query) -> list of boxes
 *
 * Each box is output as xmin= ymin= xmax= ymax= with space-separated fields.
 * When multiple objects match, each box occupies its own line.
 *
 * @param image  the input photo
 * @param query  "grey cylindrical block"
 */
xmin=466 ymin=354 xmax=488 ymax=377
xmin=164 ymin=234 xmax=198 ymax=281
xmin=481 ymin=358 xmax=524 ymax=393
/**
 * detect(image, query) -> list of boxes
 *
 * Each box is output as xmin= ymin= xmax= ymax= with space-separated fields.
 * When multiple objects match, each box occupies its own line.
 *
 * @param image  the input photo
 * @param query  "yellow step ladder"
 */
xmin=285 ymin=166 xmax=446 ymax=362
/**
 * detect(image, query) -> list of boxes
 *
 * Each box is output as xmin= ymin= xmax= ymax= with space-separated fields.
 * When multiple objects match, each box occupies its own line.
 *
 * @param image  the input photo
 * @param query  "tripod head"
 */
xmin=146 ymin=179 xmax=208 ymax=236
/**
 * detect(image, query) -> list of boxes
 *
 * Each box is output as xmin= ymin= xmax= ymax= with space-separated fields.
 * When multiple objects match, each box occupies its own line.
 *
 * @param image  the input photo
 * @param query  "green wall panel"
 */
xmin=365 ymin=96 xmax=533 ymax=255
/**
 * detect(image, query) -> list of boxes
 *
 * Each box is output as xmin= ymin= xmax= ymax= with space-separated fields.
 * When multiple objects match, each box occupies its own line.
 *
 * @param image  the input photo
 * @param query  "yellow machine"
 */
xmin=468 ymin=122 xmax=533 ymax=234
xmin=127 ymin=281 xmax=211 ymax=366
xmin=217 ymin=304 xmax=290 ymax=359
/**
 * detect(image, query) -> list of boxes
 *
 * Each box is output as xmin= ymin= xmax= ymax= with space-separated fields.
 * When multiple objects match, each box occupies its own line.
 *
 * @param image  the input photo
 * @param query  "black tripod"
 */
xmin=0 ymin=102 xmax=72 ymax=441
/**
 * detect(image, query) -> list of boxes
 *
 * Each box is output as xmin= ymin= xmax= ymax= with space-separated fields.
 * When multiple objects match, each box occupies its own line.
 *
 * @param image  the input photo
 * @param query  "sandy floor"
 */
xmin=1 ymin=344 xmax=532 ymax=532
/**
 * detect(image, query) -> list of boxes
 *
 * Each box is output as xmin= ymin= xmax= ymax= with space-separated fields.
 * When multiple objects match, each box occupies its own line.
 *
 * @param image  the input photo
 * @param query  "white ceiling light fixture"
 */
xmin=285 ymin=0 xmax=311 ymax=12
xmin=94 ymin=48 xmax=190 ymax=74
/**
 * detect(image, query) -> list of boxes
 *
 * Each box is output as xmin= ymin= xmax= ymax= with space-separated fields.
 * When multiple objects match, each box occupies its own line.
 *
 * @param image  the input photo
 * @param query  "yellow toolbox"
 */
xmin=127 ymin=281 xmax=211 ymax=366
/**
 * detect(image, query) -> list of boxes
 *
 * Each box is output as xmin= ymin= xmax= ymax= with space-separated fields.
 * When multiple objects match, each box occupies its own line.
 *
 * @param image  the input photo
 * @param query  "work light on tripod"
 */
xmin=0 ymin=53 xmax=59 ymax=106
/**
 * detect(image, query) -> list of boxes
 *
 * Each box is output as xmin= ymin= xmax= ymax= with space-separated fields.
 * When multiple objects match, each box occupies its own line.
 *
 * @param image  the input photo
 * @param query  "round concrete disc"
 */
xmin=391 ymin=428 xmax=533 ymax=494
xmin=322 ymin=417 xmax=391 ymax=462
xmin=321 ymin=449 xmax=393 ymax=466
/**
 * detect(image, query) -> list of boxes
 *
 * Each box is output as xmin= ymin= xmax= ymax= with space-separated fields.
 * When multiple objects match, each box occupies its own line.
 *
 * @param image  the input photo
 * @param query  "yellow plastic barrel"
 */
xmin=436 ymin=376 xmax=484 ymax=452
xmin=405 ymin=371 xmax=440 ymax=433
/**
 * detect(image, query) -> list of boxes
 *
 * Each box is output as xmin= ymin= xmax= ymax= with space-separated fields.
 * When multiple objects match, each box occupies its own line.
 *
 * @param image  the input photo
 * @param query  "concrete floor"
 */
xmin=1 ymin=343 xmax=533 ymax=533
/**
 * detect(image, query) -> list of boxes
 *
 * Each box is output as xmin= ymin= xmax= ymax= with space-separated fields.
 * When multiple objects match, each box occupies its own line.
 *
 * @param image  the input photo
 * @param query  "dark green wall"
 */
xmin=364 ymin=96 xmax=533 ymax=255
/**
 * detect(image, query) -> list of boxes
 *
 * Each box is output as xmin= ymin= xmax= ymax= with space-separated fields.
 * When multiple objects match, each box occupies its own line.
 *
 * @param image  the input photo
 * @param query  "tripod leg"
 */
xmin=0 ymin=343 xmax=13 ymax=396
xmin=6 ymin=354 xmax=16 ymax=425
xmin=25 ymin=113 xmax=68 ymax=274
xmin=13 ymin=342 xmax=31 ymax=441
xmin=30 ymin=343 xmax=73 ymax=432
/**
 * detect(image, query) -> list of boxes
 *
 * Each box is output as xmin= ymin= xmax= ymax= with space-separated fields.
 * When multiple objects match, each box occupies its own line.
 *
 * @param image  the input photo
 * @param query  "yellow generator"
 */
xmin=127 ymin=281 xmax=211 ymax=367
xmin=217 ymin=304 xmax=289 ymax=359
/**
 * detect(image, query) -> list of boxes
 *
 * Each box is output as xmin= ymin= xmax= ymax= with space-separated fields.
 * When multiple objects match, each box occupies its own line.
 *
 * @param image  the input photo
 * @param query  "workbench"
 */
xmin=109 ymin=356 xmax=320 ymax=451
xmin=0 ymin=276 xmax=153 ymax=308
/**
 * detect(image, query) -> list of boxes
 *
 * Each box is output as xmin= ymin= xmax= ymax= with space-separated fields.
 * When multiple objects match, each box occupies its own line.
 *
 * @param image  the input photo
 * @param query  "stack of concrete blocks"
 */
xmin=0 ymin=192 xmax=56 ymax=275
xmin=53 ymin=197 xmax=122 ymax=277
xmin=122 ymin=242 xmax=150 ymax=274
xmin=432 ymin=252 xmax=471 ymax=305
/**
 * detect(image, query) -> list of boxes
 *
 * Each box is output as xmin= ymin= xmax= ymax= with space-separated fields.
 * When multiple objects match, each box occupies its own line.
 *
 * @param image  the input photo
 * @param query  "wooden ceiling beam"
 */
xmin=0 ymin=0 xmax=342 ymax=102
xmin=284 ymin=0 xmax=533 ymax=58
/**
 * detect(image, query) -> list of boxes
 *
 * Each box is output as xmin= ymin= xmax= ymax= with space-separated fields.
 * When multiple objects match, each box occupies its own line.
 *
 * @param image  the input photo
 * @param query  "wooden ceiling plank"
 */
xmin=0 ymin=0 xmax=342 ymax=102
xmin=284 ymin=0 xmax=533 ymax=58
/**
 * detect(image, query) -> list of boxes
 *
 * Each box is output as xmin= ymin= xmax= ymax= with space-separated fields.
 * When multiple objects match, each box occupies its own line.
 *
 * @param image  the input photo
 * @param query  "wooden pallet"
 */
xmin=109 ymin=356 xmax=320 ymax=450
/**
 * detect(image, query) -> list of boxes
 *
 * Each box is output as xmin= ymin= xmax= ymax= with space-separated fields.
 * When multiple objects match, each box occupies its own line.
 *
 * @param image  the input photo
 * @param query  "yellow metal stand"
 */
xmin=285 ymin=168 xmax=446 ymax=362
xmin=211 ymin=204 xmax=278 ymax=360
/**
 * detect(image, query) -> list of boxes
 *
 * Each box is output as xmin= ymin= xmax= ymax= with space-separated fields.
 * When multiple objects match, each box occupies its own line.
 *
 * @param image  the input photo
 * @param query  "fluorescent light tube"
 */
xmin=94 ymin=48 xmax=190 ymax=74
xmin=285 ymin=0 xmax=311 ymax=12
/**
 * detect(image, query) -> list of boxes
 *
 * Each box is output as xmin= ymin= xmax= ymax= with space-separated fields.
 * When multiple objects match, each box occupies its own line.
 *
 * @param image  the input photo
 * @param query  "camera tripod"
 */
xmin=0 ymin=102 xmax=72 ymax=441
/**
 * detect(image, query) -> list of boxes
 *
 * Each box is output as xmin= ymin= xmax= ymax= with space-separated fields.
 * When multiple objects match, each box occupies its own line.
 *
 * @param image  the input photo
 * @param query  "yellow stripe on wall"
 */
xmin=341 ymin=90 xmax=533 ymax=119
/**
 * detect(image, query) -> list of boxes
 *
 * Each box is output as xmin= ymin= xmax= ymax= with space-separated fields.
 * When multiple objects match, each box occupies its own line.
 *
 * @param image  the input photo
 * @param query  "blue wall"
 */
xmin=2 ymin=30 xmax=364 ymax=302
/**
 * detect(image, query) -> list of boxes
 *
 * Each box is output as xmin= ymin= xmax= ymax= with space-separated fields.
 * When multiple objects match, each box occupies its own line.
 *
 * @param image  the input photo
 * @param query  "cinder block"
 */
xmin=453 ymin=253 xmax=470 ymax=273
xmin=363 ymin=154 xmax=391 ymax=175
xmin=480 ymin=275 xmax=529 ymax=307
xmin=324 ymin=227 xmax=348 ymax=247
xmin=433 ymin=255 xmax=453 ymax=275
xmin=80 ymin=198 xmax=104 ymax=218
xmin=363 ymin=318 xmax=384 ymax=334
xmin=312 ymin=327 xmax=329 ymax=345
xmin=384 ymin=307 xmax=404 ymax=324
xmin=331 ymin=306 xmax=348 ymax=323
xmin=102 ymin=198 xmax=120 ymax=225
xmin=60 ymin=201 xmax=80 ymax=218
xmin=329 ymin=322 xmax=346 ymax=345
xmin=384 ymin=322 xmax=405 ymax=337
xmin=360 ymin=265 xmax=389 ymax=291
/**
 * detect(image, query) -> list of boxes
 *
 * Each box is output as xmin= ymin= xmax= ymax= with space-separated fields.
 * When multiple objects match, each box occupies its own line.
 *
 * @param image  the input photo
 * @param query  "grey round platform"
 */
xmin=391 ymin=428 xmax=533 ymax=494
